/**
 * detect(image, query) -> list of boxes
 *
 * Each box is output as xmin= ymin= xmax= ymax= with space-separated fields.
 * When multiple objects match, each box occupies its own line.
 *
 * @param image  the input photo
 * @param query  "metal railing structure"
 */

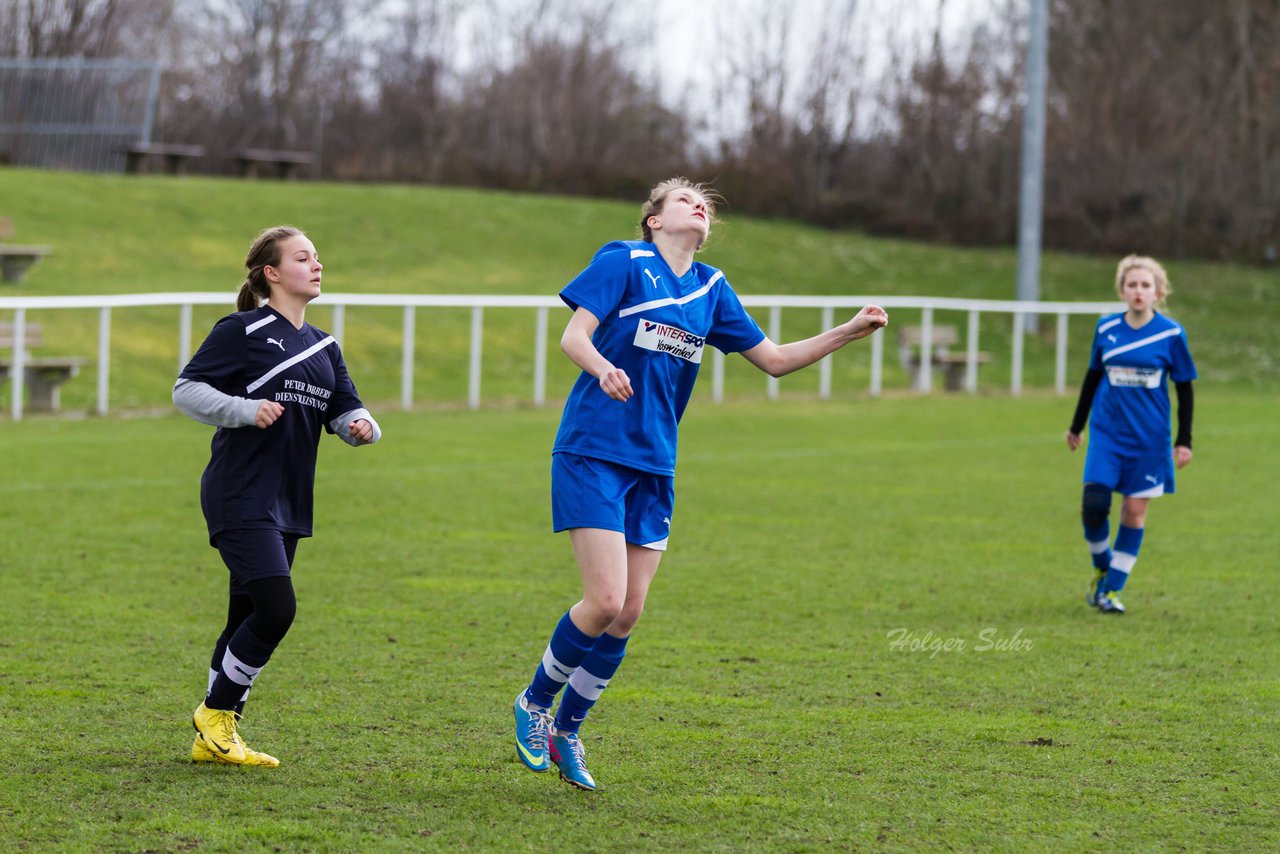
xmin=0 ymin=292 xmax=1124 ymax=421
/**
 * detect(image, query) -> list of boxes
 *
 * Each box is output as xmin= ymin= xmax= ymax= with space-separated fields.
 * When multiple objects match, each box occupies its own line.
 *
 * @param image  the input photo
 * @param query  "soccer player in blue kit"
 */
xmin=512 ymin=178 xmax=889 ymax=790
xmin=174 ymin=226 xmax=381 ymax=766
xmin=1066 ymin=255 xmax=1196 ymax=614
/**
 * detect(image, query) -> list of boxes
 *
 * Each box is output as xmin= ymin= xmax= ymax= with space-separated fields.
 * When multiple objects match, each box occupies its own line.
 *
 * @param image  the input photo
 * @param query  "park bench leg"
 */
xmin=1 ymin=256 xmax=35 ymax=283
xmin=25 ymin=368 xmax=73 ymax=412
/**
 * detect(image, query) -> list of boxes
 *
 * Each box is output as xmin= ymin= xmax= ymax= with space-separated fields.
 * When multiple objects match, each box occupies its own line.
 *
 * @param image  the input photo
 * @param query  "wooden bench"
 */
xmin=235 ymin=148 xmax=314 ymax=179
xmin=0 ymin=322 xmax=86 ymax=412
xmin=0 ymin=217 xmax=52 ymax=283
xmin=124 ymin=142 xmax=207 ymax=175
xmin=897 ymin=324 xmax=992 ymax=391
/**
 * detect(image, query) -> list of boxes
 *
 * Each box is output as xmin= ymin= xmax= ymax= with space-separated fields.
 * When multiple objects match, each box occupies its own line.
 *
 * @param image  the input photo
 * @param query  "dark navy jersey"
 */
xmin=1086 ymin=311 xmax=1197 ymax=456
xmin=180 ymin=305 xmax=365 ymax=540
xmin=553 ymin=240 xmax=766 ymax=475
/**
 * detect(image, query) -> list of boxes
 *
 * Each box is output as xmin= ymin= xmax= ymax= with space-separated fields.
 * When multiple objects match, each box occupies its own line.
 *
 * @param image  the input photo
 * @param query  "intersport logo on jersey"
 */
xmin=634 ymin=318 xmax=705 ymax=363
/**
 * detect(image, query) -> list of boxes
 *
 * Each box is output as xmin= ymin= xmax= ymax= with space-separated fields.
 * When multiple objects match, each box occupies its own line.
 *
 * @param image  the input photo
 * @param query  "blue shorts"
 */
xmin=551 ymin=452 xmax=674 ymax=550
xmin=213 ymin=529 xmax=300 ymax=595
xmin=1083 ymin=446 xmax=1175 ymax=497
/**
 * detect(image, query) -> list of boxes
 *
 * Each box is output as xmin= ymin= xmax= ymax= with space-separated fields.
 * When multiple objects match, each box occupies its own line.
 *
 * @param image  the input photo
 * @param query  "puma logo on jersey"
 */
xmin=644 ymin=269 xmax=661 ymax=289
xmin=1107 ymin=334 xmax=1117 ymax=343
xmin=1144 ymin=475 xmax=1159 ymax=484
xmin=267 ymin=338 xmax=286 ymax=351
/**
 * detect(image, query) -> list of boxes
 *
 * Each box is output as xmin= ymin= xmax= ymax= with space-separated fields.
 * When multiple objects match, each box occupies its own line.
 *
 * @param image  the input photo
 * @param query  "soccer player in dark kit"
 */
xmin=174 ymin=226 xmax=381 ymax=766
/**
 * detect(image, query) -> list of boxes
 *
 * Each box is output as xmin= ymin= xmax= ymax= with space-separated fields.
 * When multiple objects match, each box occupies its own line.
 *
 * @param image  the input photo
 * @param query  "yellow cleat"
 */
xmin=192 ymin=702 xmax=246 ymax=764
xmin=191 ymin=735 xmax=280 ymax=768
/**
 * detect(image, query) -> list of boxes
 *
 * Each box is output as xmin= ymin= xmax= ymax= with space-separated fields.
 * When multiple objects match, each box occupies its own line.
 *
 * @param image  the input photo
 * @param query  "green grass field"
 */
xmin=2 ymin=390 xmax=1276 ymax=851
xmin=2 ymin=169 xmax=1277 ymax=850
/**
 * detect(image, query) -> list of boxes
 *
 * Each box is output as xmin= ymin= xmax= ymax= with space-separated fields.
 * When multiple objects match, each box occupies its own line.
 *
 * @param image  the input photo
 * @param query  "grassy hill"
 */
xmin=1 ymin=168 xmax=1276 ymax=412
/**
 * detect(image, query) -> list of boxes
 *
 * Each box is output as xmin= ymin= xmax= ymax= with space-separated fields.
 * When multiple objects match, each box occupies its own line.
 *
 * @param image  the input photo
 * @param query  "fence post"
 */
xmin=870 ymin=322 xmax=883 ymax=398
xmin=1055 ymin=312 xmax=1068 ymax=395
xmin=10 ymin=308 xmax=26 ymax=421
xmin=97 ymin=306 xmax=111 ymax=415
xmin=712 ymin=348 xmax=725 ymax=403
xmin=965 ymin=310 xmax=980 ymax=394
xmin=177 ymin=303 xmax=193 ymax=372
xmin=917 ymin=307 xmax=934 ymax=393
xmin=819 ymin=306 xmax=834 ymax=399
xmin=469 ymin=306 xmax=483 ymax=410
xmin=1011 ymin=311 xmax=1025 ymax=396
xmin=401 ymin=306 xmax=414 ymax=411
xmin=767 ymin=305 xmax=781 ymax=400
xmin=534 ymin=305 xmax=548 ymax=407
xmin=331 ymin=304 xmax=345 ymax=349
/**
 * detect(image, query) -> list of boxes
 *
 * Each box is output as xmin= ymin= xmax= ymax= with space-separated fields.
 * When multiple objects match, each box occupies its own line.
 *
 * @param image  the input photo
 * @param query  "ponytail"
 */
xmin=238 ymin=225 xmax=303 ymax=311
xmin=236 ymin=276 xmax=267 ymax=312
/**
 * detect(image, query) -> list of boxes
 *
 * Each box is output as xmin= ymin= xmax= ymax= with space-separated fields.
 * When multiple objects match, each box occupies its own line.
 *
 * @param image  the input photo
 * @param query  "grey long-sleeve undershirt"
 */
xmin=173 ymin=378 xmax=381 ymax=446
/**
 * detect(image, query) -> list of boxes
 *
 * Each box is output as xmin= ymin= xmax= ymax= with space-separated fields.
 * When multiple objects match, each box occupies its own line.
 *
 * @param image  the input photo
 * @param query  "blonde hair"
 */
xmin=639 ymin=177 xmax=721 ymax=245
xmin=237 ymin=225 xmax=303 ymax=311
xmin=1115 ymin=254 xmax=1171 ymax=308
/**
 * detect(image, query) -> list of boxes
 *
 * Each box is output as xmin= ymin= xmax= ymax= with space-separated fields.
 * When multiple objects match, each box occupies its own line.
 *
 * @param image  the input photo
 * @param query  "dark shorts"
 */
xmin=551 ymin=452 xmax=674 ymax=550
xmin=213 ymin=529 xmax=300 ymax=595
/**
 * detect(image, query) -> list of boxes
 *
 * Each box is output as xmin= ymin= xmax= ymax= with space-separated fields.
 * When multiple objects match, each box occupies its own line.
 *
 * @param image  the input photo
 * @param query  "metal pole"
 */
xmin=141 ymin=63 xmax=161 ymax=145
xmin=1016 ymin=0 xmax=1048 ymax=334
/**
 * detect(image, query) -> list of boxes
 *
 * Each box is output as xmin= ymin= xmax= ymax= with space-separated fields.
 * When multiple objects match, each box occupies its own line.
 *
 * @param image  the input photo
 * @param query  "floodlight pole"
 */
xmin=1016 ymin=0 xmax=1048 ymax=334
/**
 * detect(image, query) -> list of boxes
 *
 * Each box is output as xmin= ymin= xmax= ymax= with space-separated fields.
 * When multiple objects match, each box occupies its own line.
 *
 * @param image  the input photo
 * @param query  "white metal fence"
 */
xmin=0 ymin=292 xmax=1123 ymax=421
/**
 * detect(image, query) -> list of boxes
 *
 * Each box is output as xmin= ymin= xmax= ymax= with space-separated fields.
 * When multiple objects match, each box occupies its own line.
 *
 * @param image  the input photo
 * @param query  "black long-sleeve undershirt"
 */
xmin=1174 ymin=380 xmax=1193 ymax=448
xmin=1068 ymin=368 xmax=1194 ymax=449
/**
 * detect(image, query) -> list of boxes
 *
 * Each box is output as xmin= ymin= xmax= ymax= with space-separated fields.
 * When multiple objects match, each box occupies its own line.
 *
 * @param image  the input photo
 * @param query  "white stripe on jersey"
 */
xmin=629 ymin=249 xmax=655 ymax=259
xmin=618 ymin=270 xmax=723 ymax=318
xmin=1098 ymin=317 xmax=1123 ymax=334
xmin=1102 ymin=327 xmax=1182 ymax=362
xmin=245 ymin=316 xmax=277 ymax=335
xmin=245 ymin=335 xmax=336 ymax=394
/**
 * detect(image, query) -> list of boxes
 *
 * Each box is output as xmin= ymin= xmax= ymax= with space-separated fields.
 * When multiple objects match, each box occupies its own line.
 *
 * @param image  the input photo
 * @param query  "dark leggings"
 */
xmin=211 ymin=575 xmax=297 ymax=664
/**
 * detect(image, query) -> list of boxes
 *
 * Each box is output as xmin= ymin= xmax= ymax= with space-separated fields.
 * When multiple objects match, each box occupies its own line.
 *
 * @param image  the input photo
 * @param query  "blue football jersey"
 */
xmin=553 ymin=240 xmax=767 ymax=475
xmin=180 ymin=305 xmax=365 ymax=539
xmin=1086 ymin=311 xmax=1197 ymax=456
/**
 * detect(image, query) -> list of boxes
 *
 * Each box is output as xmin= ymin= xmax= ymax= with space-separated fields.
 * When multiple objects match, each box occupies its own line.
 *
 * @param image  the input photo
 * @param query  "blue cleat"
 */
xmin=549 ymin=728 xmax=597 ymax=791
xmin=1086 ymin=571 xmax=1106 ymax=607
xmin=1096 ymin=591 xmax=1126 ymax=614
xmin=513 ymin=692 xmax=551 ymax=771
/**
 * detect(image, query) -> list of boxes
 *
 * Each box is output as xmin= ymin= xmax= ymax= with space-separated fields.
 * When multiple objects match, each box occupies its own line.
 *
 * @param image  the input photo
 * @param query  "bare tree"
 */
xmin=0 ymin=0 xmax=173 ymax=58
